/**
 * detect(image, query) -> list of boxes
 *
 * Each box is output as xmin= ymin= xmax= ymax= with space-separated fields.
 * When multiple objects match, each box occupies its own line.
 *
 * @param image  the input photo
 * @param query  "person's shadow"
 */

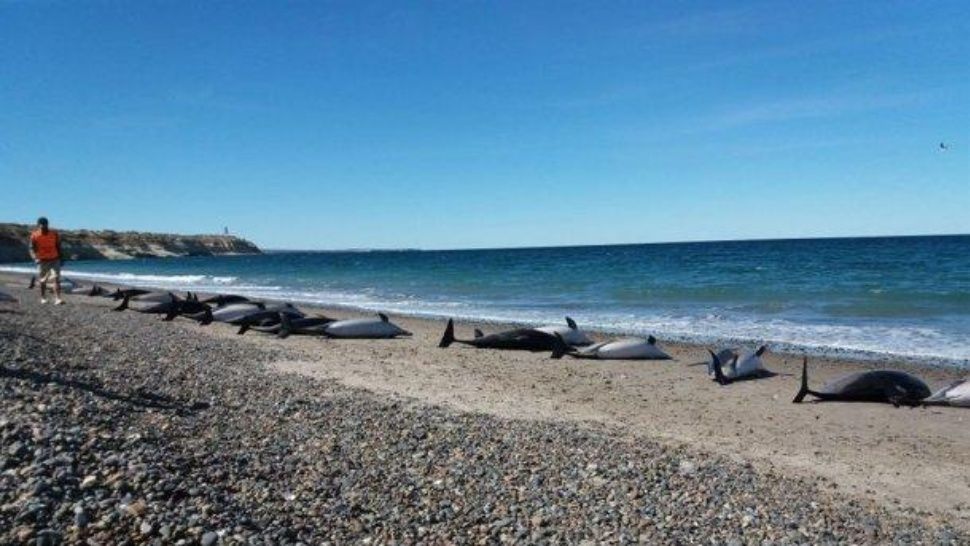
xmin=0 ymin=365 xmax=208 ymax=414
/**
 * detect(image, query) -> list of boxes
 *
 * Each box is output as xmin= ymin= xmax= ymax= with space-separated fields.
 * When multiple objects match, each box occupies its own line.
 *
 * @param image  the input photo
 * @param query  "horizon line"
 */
xmin=263 ymin=231 xmax=969 ymax=254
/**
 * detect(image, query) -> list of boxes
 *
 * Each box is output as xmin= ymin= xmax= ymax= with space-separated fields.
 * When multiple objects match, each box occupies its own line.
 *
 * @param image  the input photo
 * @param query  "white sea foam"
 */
xmin=0 ymin=266 xmax=240 ymax=289
xmin=3 ymin=264 xmax=966 ymax=367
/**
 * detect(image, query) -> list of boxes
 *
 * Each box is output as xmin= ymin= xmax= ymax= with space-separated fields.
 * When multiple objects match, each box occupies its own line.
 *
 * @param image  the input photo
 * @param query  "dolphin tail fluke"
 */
xmin=113 ymin=295 xmax=130 ymax=312
xmin=551 ymin=332 xmax=569 ymax=359
xmin=566 ymin=316 xmax=578 ymax=330
xmin=28 ymin=276 xmax=36 ymax=289
xmin=438 ymin=319 xmax=456 ymax=348
xmin=709 ymin=350 xmax=729 ymax=386
xmin=793 ymin=357 xmax=810 ymax=403
xmin=278 ymin=312 xmax=293 ymax=339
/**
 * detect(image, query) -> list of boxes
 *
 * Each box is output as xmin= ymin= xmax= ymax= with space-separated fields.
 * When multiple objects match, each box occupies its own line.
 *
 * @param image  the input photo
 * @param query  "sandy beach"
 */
xmin=2 ymin=273 xmax=968 ymax=544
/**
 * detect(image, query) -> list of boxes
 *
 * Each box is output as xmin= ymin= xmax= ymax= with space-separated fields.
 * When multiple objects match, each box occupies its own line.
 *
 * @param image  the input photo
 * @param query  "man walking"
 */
xmin=29 ymin=217 xmax=64 ymax=305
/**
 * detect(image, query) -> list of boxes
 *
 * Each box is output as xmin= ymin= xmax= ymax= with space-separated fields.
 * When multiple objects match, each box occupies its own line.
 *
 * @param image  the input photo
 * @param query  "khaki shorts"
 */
xmin=37 ymin=260 xmax=61 ymax=283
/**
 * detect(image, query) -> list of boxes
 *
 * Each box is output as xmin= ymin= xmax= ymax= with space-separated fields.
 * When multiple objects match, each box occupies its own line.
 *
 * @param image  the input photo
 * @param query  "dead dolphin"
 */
xmin=792 ymin=359 xmax=930 ymax=407
xmin=552 ymin=334 xmax=671 ymax=360
xmin=112 ymin=291 xmax=180 ymax=310
xmin=923 ymin=379 xmax=970 ymax=407
xmin=210 ymin=302 xmax=303 ymax=324
xmin=112 ymin=293 xmax=213 ymax=323
xmin=438 ymin=318 xmax=558 ymax=351
xmin=110 ymin=288 xmax=152 ymax=301
xmin=290 ymin=313 xmax=411 ymax=339
xmin=239 ymin=313 xmax=336 ymax=336
xmin=708 ymin=350 xmax=778 ymax=385
xmin=708 ymin=346 xmax=773 ymax=381
xmin=201 ymin=294 xmax=252 ymax=306
xmin=534 ymin=317 xmax=594 ymax=346
xmin=85 ymin=284 xmax=113 ymax=297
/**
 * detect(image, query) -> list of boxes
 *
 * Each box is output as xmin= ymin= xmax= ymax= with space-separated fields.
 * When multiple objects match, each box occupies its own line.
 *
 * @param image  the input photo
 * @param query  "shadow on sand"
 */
xmin=0 ymin=365 xmax=209 ymax=414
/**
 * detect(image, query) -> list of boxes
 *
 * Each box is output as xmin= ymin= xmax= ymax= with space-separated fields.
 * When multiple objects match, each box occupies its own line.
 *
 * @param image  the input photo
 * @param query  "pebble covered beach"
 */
xmin=1 ymin=285 xmax=967 ymax=544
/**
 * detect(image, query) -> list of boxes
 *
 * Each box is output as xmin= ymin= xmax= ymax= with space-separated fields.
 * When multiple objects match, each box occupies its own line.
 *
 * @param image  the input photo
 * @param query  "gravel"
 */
xmin=1 ymin=294 xmax=966 ymax=544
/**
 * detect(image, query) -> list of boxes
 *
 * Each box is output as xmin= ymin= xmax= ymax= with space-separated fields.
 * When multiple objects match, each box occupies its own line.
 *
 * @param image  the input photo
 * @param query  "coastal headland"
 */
xmin=1 ymin=274 xmax=968 ymax=543
xmin=0 ymin=223 xmax=260 ymax=263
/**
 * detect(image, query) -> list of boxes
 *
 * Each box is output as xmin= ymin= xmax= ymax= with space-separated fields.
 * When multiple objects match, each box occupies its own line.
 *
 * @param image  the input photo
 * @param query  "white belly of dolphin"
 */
xmin=733 ymin=352 xmax=766 ymax=377
xmin=581 ymin=338 xmax=670 ymax=359
xmin=929 ymin=380 xmax=970 ymax=407
xmin=324 ymin=318 xmax=407 ymax=338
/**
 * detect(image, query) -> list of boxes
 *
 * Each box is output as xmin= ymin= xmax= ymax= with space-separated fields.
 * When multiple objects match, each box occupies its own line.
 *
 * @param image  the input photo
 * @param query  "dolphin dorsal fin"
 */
xmin=474 ymin=329 xmax=484 ymax=338
xmin=648 ymin=335 xmax=657 ymax=345
xmin=378 ymin=313 xmax=389 ymax=322
xmin=755 ymin=345 xmax=767 ymax=357
xmin=566 ymin=317 xmax=578 ymax=330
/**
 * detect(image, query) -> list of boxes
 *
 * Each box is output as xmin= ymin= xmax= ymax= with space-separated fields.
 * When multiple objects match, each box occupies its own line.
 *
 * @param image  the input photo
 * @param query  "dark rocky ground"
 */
xmin=0 ymin=294 xmax=966 ymax=544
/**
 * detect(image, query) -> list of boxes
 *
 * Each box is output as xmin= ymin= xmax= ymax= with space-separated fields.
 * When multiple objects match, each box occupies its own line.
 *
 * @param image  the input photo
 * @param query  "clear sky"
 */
xmin=1 ymin=1 xmax=967 ymax=250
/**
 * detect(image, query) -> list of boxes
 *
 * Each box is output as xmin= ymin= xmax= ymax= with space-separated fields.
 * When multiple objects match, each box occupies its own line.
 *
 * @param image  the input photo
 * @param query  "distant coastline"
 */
xmin=0 ymin=222 xmax=261 ymax=263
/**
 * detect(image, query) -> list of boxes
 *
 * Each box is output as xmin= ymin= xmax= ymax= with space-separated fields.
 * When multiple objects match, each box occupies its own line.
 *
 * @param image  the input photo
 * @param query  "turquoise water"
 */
xmin=4 ymin=235 xmax=968 ymax=365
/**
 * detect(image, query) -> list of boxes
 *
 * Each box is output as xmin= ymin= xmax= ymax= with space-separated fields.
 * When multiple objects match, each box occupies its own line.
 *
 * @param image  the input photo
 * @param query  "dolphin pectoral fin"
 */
xmin=793 ymin=358 xmax=811 ymax=403
xmin=438 ymin=319 xmax=456 ymax=348
xmin=163 ymin=309 xmax=178 ymax=322
xmin=550 ymin=332 xmax=570 ymax=359
xmin=709 ymin=350 xmax=730 ymax=386
xmin=278 ymin=312 xmax=293 ymax=339
xmin=566 ymin=317 xmax=578 ymax=330
xmin=473 ymin=329 xmax=484 ymax=338
xmin=113 ymin=295 xmax=130 ymax=312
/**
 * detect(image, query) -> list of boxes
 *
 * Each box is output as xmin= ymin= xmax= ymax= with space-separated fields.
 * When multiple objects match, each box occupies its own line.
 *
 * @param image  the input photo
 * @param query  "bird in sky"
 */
xmin=939 ymin=142 xmax=949 ymax=151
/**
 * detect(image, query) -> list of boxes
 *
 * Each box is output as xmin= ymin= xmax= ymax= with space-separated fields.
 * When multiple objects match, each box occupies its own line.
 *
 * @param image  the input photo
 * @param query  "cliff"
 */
xmin=0 ymin=223 xmax=261 ymax=262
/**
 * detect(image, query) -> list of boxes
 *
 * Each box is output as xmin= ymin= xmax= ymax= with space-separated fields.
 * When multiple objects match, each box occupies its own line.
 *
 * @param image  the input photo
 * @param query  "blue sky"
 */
xmin=1 ymin=1 xmax=967 ymax=250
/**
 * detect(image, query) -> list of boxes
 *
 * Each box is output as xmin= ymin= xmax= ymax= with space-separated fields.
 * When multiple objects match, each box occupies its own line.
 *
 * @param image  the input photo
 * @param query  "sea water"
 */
xmin=4 ymin=236 xmax=968 ymax=366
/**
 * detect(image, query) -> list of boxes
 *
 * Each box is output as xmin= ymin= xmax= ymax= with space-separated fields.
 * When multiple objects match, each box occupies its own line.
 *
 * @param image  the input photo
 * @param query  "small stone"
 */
xmin=140 ymin=521 xmax=154 ymax=535
xmin=14 ymin=526 xmax=34 ymax=542
xmin=35 ymin=529 xmax=59 ymax=546
xmin=126 ymin=499 xmax=147 ymax=517
xmin=201 ymin=531 xmax=219 ymax=546
xmin=8 ymin=441 xmax=28 ymax=459
xmin=74 ymin=510 xmax=91 ymax=528
xmin=80 ymin=475 xmax=98 ymax=490
xmin=678 ymin=460 xmax=696 ymax=476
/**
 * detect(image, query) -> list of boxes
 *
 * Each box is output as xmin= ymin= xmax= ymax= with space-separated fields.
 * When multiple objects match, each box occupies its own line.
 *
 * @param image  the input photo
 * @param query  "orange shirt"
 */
xmin=30 ymin=229 xmax=60 ymax=261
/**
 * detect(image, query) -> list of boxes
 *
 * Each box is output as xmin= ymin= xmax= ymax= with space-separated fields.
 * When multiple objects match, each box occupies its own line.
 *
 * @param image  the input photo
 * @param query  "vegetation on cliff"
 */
xmin=0 ymin=223 xmax=261 ymax=262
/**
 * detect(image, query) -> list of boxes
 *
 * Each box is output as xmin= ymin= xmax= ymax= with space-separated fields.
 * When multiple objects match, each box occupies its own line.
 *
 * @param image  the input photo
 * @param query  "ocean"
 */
xmin=3 ymin=235 xmax=968 ymax=366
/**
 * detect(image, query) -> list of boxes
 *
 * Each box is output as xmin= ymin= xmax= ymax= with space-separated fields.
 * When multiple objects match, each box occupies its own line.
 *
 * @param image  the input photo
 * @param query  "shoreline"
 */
xmin=1 ymin=296 xmax=964 ymax=544
xmin=2 ymin=266 xmax=966 ymax=369
xmin=3 ymin=272 xmax=970 ymax=536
